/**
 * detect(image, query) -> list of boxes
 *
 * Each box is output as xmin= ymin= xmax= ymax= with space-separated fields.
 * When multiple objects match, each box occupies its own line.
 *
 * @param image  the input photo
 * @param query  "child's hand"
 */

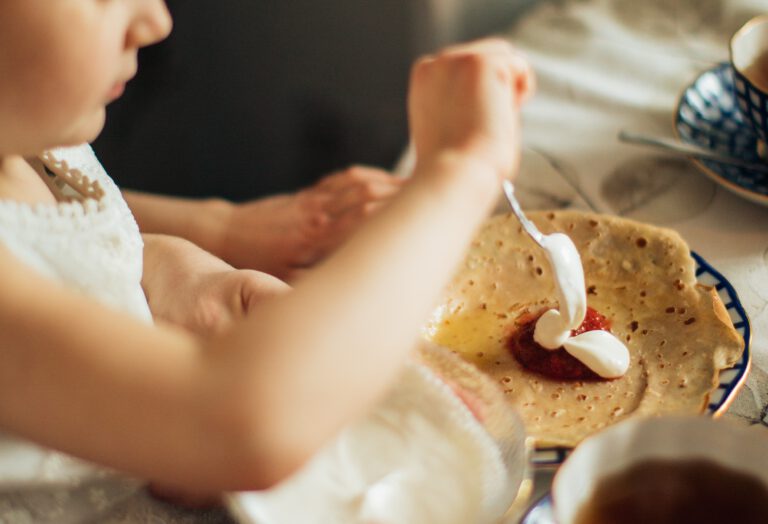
xmin=218 ymin=166 xmax=404 ymax=280
xmin=157 ymin=268 xmax=289 ymax=336
xmin=408 ymin=38 xmax=535 ymax=183
xmin=141 ymin=235 xmax=290 ymax=336
xmin=148 ymin=483 xmax=222 ymax=510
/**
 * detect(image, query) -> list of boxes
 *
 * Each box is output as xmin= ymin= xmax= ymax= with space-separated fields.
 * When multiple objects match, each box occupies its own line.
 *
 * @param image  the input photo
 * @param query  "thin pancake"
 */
xmin=423 ymin=211 xmax=744 ymax=447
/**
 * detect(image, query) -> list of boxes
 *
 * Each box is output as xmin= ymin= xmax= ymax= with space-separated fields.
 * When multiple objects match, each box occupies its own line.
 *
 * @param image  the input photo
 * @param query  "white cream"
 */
xmin=563 ymin=331 xmax=630 ymax=378
xmin=533 ymin=233 xmax=587 ymax=349
xmin=532 ymin=233 xmax=630 ymax=379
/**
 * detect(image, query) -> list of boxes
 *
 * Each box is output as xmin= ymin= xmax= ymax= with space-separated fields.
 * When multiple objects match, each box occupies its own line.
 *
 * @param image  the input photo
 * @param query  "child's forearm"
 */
xmin=211 ymin=153 xmax=501 ymax=478
xmin=140 ymin=233 xmax=290 ymax=335
xmin=123 ymin=190 xmax=233 ymax=259
xmin=121 ymin=166 xmax=498 ymax=488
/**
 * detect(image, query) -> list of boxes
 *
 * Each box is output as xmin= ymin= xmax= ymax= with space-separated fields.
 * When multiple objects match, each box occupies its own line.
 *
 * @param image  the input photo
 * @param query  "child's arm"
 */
xmin=0 ymin=39 xmax=533 ymax=493
xmin=123 ymin=166 xmax=403 ymax=280
xmin=140 ymin=233 xmax=289 ymax=335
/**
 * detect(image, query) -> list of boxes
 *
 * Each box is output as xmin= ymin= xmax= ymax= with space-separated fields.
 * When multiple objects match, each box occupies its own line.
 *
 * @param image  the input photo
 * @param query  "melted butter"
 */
xmin=425 ymin=308 xmax=504 ymax=366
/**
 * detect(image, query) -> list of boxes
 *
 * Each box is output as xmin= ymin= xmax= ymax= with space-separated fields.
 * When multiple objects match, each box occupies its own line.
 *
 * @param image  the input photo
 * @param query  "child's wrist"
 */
xmin=413 ymin=151 xmax=502 ymax=206
xmin=190 ymin=197 xmax=236 ymax=260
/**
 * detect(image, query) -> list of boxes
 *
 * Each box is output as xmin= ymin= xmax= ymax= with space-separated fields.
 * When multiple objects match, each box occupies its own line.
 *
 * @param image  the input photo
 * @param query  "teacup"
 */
xmin=552 ymin=416 xmax=768 ymax=524
xmin=731 ymin=15 xmax=768 ymax=158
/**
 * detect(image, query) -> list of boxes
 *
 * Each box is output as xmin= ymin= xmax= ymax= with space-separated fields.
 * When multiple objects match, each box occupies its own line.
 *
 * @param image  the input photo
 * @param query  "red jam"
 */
xmin=508 ymin=307 xmax=612 ymax=380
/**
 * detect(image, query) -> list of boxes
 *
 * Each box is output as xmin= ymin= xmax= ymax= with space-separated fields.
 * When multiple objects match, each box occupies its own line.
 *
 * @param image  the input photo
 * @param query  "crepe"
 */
xmin=423 ymin=211 xmax=744 ymax=448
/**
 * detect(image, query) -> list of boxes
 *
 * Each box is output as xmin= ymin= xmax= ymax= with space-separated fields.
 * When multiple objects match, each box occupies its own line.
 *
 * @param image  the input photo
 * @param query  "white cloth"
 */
xmin=0 ymin=145 xmax=151 ymax=324
xmin=0 ymin=145 xmax=231 ymax=523
xmin=228 ymin=361 xmax=519 ymax=524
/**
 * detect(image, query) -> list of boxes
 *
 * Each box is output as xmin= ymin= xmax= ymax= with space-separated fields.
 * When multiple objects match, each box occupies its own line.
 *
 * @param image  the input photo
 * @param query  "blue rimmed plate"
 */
xmin=674 ymin=62 xmax=768 ymax=206
xmin=532 ymin=251 xmax=751 ymax=467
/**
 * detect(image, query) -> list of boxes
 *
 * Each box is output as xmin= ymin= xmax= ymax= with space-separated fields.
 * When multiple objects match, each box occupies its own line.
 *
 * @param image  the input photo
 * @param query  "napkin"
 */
xmin=228 ymin=350 xmax=524 ymax=524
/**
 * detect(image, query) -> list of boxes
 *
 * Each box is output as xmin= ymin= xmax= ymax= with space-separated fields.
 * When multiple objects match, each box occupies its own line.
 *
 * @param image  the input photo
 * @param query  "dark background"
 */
xmin=93 ymin=0 xmax=535 ymax=201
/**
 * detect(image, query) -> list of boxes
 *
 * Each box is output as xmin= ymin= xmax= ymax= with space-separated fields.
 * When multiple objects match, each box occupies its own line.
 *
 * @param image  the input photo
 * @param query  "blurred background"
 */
xmin=93 ymin=0 xmax=537 ymax=200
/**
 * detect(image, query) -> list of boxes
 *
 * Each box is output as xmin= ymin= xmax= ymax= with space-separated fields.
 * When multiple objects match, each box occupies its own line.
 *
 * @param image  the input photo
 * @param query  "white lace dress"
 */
xmin=0 ymin=145 xmax=232 ymax=523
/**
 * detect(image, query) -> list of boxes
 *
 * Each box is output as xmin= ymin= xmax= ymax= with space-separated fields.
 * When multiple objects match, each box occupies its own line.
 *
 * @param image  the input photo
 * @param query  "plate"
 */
xmin=674 ymin=62 xmax=768 ymax=207
xmin=532 ymin=251 xmax=751 ymax=467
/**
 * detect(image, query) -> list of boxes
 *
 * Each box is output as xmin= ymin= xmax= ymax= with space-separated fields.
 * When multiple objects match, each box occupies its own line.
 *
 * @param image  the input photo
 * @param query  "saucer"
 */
xmin=674 ymin=62 xmax=768 ymax=207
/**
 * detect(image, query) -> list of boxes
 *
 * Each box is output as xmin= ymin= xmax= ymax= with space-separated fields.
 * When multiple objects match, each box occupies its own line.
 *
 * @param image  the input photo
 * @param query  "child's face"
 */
xmin=0 ymin=0 xmax=172 ymax=155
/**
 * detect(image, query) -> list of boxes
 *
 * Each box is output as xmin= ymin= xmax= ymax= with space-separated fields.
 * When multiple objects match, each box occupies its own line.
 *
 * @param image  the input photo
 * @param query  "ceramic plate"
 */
xmin=532 ymin=251 xmax=751 ymax=467
xmin=674 ymin=62 xmax=768 ymax=207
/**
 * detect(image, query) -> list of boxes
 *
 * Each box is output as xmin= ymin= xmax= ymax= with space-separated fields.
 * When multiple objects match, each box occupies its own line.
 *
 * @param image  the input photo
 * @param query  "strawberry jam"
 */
xmin=508 ymin=307 xmax=612 ymax=380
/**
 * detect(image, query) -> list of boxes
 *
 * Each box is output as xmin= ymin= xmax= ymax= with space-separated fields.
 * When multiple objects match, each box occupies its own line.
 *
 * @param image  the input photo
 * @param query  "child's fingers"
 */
xmin=513 ymin=54 xmax=536 ymax=105
xmin=314 ymin=166 xmax=403 ymax=192
xmin=298 ymin=198 xmax=393 ymax=266
xmin=435 ymin=37 xmax=517 ymax=59
xmin=420 ymin=37 xmax=535 ymax=106
xmin=148 ymin=483 xmax=223 ymax=509
xmin=305 ymin=166 xmax=402 ymax=219
xmin=324 ymin=179 xmax=402 ymax=218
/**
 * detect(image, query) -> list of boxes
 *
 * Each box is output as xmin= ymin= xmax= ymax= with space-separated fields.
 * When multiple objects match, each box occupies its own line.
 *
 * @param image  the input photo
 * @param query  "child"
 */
xmin=0 ymin=0 xmax=533 ymax=521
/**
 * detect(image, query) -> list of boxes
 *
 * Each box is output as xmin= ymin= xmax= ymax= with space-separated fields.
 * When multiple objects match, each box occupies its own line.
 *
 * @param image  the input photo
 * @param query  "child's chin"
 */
xmin=82 ymin=111 xmax=107 ymax=144
xmin=60 ymin=111 xmax=106 ymax=147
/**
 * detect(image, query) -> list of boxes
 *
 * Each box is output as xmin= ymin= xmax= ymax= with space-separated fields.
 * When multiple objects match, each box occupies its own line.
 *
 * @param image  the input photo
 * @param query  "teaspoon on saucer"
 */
xmin=618 ymin=130 xmax=768 ymax=173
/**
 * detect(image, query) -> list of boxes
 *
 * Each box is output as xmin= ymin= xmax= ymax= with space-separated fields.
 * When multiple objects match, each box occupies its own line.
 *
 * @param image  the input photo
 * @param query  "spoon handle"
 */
xmin=618 ymin=130 xmax=768 ymax=173
xmin=502 ymin=180 xmax=545 ymax=247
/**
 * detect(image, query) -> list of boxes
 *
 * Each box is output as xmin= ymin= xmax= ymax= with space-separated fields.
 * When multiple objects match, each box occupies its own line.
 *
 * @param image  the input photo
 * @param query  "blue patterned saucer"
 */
xmin=675 ymin=62 xmax=768 ymax=206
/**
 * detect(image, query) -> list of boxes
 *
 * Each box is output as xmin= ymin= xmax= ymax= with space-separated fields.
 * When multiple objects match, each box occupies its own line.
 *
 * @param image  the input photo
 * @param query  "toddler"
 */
xmin=0 ymin=0 xmax=533 ymax=521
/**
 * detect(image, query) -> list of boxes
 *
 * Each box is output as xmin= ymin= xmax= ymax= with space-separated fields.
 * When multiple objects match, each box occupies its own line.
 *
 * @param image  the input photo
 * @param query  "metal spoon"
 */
xmin=502 ymin=180 xmax=545 ymax=247
xmin=618 ymin=130 xmax=768 ymax=173
xmin=501 ymin=179 xmax=587 ymax=338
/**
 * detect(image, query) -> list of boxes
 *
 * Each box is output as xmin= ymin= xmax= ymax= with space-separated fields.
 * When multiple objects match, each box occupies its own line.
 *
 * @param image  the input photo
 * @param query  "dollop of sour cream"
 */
xmin=532 ymin=233 xmax=630 ymax=379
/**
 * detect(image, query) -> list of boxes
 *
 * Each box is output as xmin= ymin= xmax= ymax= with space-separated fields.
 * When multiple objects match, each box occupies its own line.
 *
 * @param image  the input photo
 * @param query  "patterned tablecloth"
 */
xmin=497 ymin=0 xmax=768 ymax=519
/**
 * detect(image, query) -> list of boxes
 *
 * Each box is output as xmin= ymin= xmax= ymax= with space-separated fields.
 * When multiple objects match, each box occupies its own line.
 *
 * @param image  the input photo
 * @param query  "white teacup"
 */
xmin=731 ymin=15 xmax=768 ymax=158
xmin=552 ymin=416 xmax=768 ymax=524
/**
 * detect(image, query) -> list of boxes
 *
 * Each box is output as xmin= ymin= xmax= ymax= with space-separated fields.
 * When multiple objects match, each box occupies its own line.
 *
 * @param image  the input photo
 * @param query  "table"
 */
xmin=496 ymin=0 xmax=768 ymax=519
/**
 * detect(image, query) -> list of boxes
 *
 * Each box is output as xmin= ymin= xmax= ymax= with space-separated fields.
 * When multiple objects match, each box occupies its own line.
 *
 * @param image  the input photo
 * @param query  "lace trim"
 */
xmin=39 ymin=151 xmax=105 ymax=202
xmin=0 ymin=147 xmax=123 ymax=226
